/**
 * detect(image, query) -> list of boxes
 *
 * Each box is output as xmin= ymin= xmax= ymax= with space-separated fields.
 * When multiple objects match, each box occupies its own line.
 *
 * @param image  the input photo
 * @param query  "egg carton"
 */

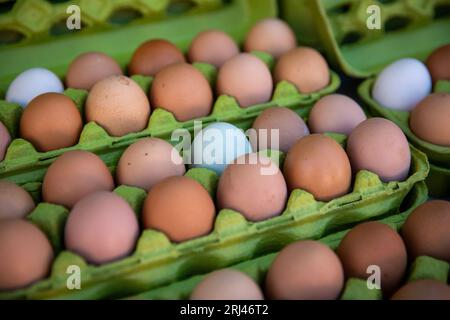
xmin=0 ymin=137 xmax=428 ymax=299
xmin=358 ymin=79 xmax=450 ymax=197
xmin=125 ymin=181 xmax=434 ymax=300
xmin=281 ymin=0 xmax=450 ymax=77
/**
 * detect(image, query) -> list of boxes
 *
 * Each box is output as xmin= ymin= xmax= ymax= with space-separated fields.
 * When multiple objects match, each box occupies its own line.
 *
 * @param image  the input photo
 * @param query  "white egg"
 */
xmin=6 ymin=68 xmax=64 ymax=107
xmin=372 ymin=58 xmax=432 ymax=112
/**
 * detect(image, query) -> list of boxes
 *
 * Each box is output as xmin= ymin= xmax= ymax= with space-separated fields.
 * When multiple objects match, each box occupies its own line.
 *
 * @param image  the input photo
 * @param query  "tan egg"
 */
xmin=391 ymin=280 xmax=450 ymax=300
xmin=0 ymin=121 xmax=11 ymax=161
xmin=426 ymin=44 xmax=450 ymax=83
xmin=20 ymin=93 xmax=82 ymax=152
xmin=410 ymin=93 xmax=450 ymax=147
xmin=129 ymin=39 xmax=186 ymax=76
xmin=244 ymin=18 xmax=297 ymax=58
xmin=274 ymin=47 xmax=330 ymax=93
xmin=86 ymin=75 xmax=151 ymax=137
xmin=283 ymin=134 xmax=351 ymax=201
xmin=150 ymin=63 xmax=213 ymax=121
xmin=308 ymin=94 xmax=367 ymax=135
xmin=266 ymin=240 xmax=344 ymax=300
xmin=142 ymin=176 xmax=215 ymax=243
xmin=188 ymin=30 xmax=239 ymax=68
xmin=0 ymin=219 xmax=53 ymax=290
xmin=347 ymin=118 xmax=411 ymax=182
xmin=0 ymin=180 xmax=35 ymax=220
xmin=116 ymin=137 xmax=186 ymax=191
xmin=216 ymin=53 xmax=273 ymax=107
xmin=42 ymin=150 xmax=114 ymax=208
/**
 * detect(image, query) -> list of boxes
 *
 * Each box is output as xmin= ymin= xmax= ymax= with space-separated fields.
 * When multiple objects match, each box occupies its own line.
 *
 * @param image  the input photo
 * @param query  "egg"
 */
xmin=426 ymin=44 xmax=450 ymax=83
xmin=191 ymin=122 xmax=253 ymax=175
xmin=5 ymin=68 xmax=64 ymax=107
xmin=188 ymin=30 xmax=239 ymax=68
xmin=274 ymin=47 xmax=330 ymax=93
xmin=409 ymin=93 xmax=450 ymax=147
xmin=65 ymin=52 xmax=123 ymax=90
xmin=372 ymin=58 xmax=432 ymax=111
xmin=308 ymin=94 xmax=367 ymax=135
xmin=142 ymin=176 xmax=215 ymax=243
xmin=191 ymin=269 xmax=264 ymax=300
xmin=42 ymin=150 xmax=114 ymax=208
xmin=0 ymin=219 xmax=53 ymax=290
xmin=217 ymin=153 xmax=287 ymax=222
xmin=20 ymin=93 xmax=83 ymax=152
xmin=283 ymin=134 xmax=351 ymax=201
xmin=391 ymin=280 xmax=450 ymax=300
xmin=65 ymin=191 xmax=139 ymax=265
xmin=129 ymin=39 xmax=186 ymax=76
xmin=86 ymin=75 xmax=151 ymax=137
xmin=244 ymin=18 xmax=297 ymax=58
xmin=346 ymin=118 xmax=411 ymax=182
xmin=250 ymin=107 xmax=309 ymax=152
xmin=0 ymin=121 xmax=11 ymax=161
xmin=0 ymin=180 xmax=35 ymax=220
xmin=116 ymin=137 xmax=186 ymax=191
xmin=265 ymin=240 xmax=344 ymax=300
xmin=337 ymin=221 xmax=407 ymax=295
xmin=401 ymin=200 xmax=450 ymax=262
xmin=150 ymin=63 xmax=213 ymax=122
xmin=216 ymin=53 xmax=273 ymax=107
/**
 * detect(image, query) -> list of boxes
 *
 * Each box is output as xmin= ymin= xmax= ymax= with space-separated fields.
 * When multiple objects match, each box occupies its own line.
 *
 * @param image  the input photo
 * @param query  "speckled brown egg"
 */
xmin=188 ymin=30 xmax=239 ymax=68
xmin=346 ymin=118 xmax=411 ymax=182
xmin=0 ymin=180 xmax=35 ymax=220
xmin=283 ymin=134 xmax=351 ymax=201
xmin=150 ymin=63 xmax=213 ymax=121
xmin=216 ymin=53 xmax=273 ymax=107
xmin=42 ymin=150 xmax=114 ymax=208
xmin=266 ymin=240 xmax=344 ymax=300
xmin=0 ymin=121 xmax=11 ymax=161
xmin=129 ymin=39 xmax=186 ymax=76
xmin=401 ymin=200 xmax=450 ymax=262
xmin=0 ymin=219 xmax=53 ymax=290
xmin=251 ymin=107 xmax=309 ymax=152
xmin=274 ymin=47 xmax=330 ymax=93
xmin=20 ymin=93 xmax=82 ymax=152
xmin=410 ymin=93 xmax=450 ymax=147
xmin=86 ymin=75 xmax=151 ymax=137
xmin=391 ymin=280 xmax=450 ymax=300
xmin=116 ymin=137 xmax=186 ymax=191
xmin=142 ymin=176 xmax=215 ymax=243
xmin=426 ymin=44 xmax=450 ymax=83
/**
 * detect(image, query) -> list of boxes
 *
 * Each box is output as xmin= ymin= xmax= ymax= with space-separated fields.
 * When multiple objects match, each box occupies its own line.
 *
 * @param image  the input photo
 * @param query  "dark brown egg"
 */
xmin=426 ymin=44 xmax=450 ymax=83
xmin=0 ymin=180 xmax=35 ymax=220
xmin=391 ymin=280 xmax=450 ymax=300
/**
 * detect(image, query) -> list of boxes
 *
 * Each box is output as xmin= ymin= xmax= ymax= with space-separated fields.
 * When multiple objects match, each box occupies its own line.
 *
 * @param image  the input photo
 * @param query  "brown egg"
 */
xmin=251 ymin=107 xmax=309 ymax=152
xmin=142 ymin=176 xmax=215 ymax=242
xmin=244 ymin=18 xmax=297 ymax=58
xmin=266 ymin=240 xmax=344 ymax=300
xmin=65 ymin=52 xmax=123 ymax=90
xmin=216 ymin=53 xmax=273 ymax=107
xmin=150 ymin=63 xmax=213 ymax=122
xmin=0 ymin=180 xmax=35 ymax=220
xmin=217 ymin=153 xmax=287 ymax=222
xmin=0 ymin=219 xmax=53 ymax=290
xmin=129 ymin=39 xmax=186 ymax=76
xmin=426 ymin=44 xmax=450 ymax=83
xmin=42 ymin=150 xmax=114 ymax=208
xmin=65 ymin=191 xmax=139 ymax=265
xmin=391 ymin=280 xmax=450 ymax=300
xmin=0 ymin=121 xmax=11 ymax=161
xmin=116 ymin=137 xmax=186 ymax=191
xmin=20 ymin=93 xmax=82 ymax=152
xmin=401 ymin=200 xmax=450 ymax=262
xmin=308 ymin=94 xmax=367 ymax=135
xmin=337 ymin=221 xmax=407 ymax=295
xmin=274 ymin=47 xmax=330 ymax=93
xmin=190 ymin=269 xmax=264 ymax=300
xmin=283 ymin=134 xmax=351 ymax=201
xmin=410 ymin=93 xmax=450 ymax=147
xmin=188 ymin=30 xmax=239 ymax=68
xmin=86 ymin=75 xmax=151 ymax=137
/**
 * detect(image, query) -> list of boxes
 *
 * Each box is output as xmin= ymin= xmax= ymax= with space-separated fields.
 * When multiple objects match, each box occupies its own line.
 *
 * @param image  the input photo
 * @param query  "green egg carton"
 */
xmin=281 ymin=0 xmax=450 ymax=78
xmin=125 ymin=181 xmax=431 ymax=300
